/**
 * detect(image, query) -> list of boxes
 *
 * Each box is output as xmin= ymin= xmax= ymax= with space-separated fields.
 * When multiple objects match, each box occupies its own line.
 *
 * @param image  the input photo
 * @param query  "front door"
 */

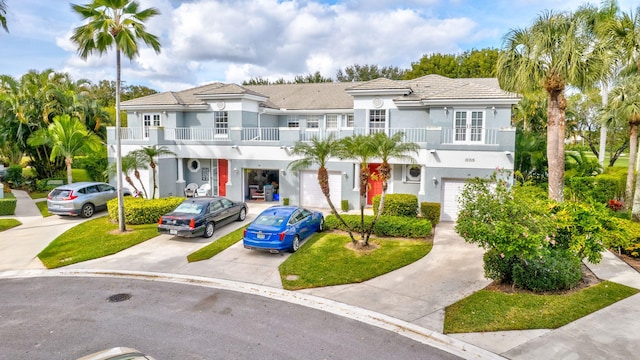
xmin=218 ymin=159 xmax=228 ymax=196
xmin=367 ymin=163 xmax=383 ymax=205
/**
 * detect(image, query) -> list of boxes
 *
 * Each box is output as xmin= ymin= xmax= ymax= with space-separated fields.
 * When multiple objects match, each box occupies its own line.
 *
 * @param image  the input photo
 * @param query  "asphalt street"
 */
xmin=0 ymin=276 xmax=462 ymax=360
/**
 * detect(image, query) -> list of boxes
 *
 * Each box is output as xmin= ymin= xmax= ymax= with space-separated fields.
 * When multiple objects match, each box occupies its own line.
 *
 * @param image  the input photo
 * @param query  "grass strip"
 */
xmin=187 ymin=225 xmax=248 ymax=262
xmin=35 ymin=200 xmax=52 ymax=217
xmin=38 ymin=217 xmax=158 ymax=269
xmin=0 ymin=219 xmax=21 ymax=231
xmin=444 ymin=281 xmax=639 ymax=333
xmin=279 ymin=232 xmax=432 ymax=290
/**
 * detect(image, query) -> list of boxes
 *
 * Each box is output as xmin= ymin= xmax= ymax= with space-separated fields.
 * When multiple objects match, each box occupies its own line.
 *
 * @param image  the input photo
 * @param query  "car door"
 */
xmin=298 ymin=209 xmax=313 ymax=238
xmin=209 ymin=200 xmax=225 ymax=224
xmin=218 ymin=198 xmax=237 ymax=224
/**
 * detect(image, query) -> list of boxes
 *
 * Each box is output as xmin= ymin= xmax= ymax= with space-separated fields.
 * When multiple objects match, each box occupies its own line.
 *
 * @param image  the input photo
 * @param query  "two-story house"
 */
xmin=108 ymin=74 xmax=520 ymax=221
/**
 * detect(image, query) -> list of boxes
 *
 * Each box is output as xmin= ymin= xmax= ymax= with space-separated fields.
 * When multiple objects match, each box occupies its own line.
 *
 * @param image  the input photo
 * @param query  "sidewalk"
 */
xmin=2 ymin=190 xmax=640 ymax=359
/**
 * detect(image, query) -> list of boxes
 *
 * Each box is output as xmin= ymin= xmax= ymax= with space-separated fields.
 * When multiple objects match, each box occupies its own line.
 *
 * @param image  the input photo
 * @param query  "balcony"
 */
xmin=108 ymin=126 xmax=514 ymax=149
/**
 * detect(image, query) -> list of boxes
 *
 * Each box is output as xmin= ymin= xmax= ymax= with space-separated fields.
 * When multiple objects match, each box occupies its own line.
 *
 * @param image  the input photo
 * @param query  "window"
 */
xmin=405 ymin=165 xmax=421 ymax=182
xmin=287 ymin=115 xmax=300 ymax=128
xmin=369 ymin=110 xmax=385 ymax=134
xmin=307 ymin=115 xmax=321 ymax=129
xmin=143 ymin=113 xmax=161 ymax=139
xmin=345 ymin=114 xmax=354 ymax=128
xmin=326 ymin=114 xmax=338 ymax=129
xmin=454 ymin=110 xmax=484 ymax=143
xmin=214 ymin=111 xmax=228 ymax=137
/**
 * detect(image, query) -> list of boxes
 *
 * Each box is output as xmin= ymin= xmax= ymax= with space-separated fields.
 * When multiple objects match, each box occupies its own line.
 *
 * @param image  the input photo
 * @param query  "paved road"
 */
xmin=0 ymin=276 xmax=462 ymax=360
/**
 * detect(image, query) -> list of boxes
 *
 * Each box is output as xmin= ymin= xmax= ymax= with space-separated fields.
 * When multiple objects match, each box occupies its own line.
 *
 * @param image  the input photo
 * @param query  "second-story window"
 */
xmin=344 ymin=114 xmax=354 ymax=128
xmin=214 ymin=111 xmax=228 ymax=137
xmin=326 ymin=114 xmax=338 ymax=129
xmin=369 ymin=109 xmax=385 ymax=134
xmin=454 ymin=110 xmax=484 ymax=143
xmin=287 ymin=115 xmax=300 ymax=128
xmin=143 ymin=113 xmax=161 ymax=139
xmin=307 ymin=115 xmax=321 ymax=129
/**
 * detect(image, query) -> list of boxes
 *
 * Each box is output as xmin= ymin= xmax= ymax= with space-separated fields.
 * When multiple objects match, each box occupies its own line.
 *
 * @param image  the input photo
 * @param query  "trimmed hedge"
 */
xmin=325 ymin=214 xmax=431 ymax=238
xmin=372 ymin=193 xmax=418 ymax=217
xmin=107 ymin=196 xmax=184 ymax=225
xmin=567 ymin=172 xmax=626 ymax=204
xmin=420 ymin=202 xmax=441 ymax=226
xmin=0 ymin=193 xmax=17 ymax=215
xmin=512 ymin=250 xmax=582 ymax=292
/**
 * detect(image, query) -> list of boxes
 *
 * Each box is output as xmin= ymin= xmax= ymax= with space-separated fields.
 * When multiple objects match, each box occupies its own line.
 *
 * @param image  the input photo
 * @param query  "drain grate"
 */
xmin=107 ymin=293 xmax=132 ymax=303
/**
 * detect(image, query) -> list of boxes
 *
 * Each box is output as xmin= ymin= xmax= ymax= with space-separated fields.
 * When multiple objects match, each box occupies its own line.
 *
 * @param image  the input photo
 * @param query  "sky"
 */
xmin=0 ymin=0 xmax=637 ymax=92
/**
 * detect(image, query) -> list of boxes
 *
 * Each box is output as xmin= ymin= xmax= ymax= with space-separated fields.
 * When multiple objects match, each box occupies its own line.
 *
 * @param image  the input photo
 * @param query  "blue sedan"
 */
xmin=243 ymin=206 xmax=324 ymax=253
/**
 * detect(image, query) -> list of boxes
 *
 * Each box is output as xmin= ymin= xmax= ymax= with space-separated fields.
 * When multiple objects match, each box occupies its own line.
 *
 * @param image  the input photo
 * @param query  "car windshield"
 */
xmin=254 ymin=214 xmax=285 ymax=227
xmin=174 ymin=202 xmax=205 ymax=214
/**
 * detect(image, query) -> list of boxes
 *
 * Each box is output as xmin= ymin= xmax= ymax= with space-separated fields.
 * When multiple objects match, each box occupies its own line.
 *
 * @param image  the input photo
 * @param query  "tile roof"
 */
xmin=120 ymin=74 xmax=518 ymax=109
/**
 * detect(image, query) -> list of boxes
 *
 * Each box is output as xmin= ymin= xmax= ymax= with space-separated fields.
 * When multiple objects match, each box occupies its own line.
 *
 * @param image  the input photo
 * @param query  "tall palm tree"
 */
xmin=367 ymin=132 xmax=419 ymax=242
xmin=27 ymin=115 xmax=102 ymax=184
xmin=71 ymin=0 xmax=161 ymax=231
xmin=0 ymin=0 xmax=8 ymax=33
xmin=497 ymin=10 xmax=608 ymax=202
xmin=288 ymin=134 xmax=355 ymax=243
xmin=131 ymin=145 xmax=175 ymax=199
xmin=105 ymin=154 xmax=140 ymax=196
xmin=338 ymin=134 xmax=376 ymax=245
xmin=129 ymin=151 xmax=149 ymax=198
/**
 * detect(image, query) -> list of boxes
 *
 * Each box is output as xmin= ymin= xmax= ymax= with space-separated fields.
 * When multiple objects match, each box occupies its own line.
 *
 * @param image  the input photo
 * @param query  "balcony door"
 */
xmin=454 ymin=110 xmax=484 ymax=144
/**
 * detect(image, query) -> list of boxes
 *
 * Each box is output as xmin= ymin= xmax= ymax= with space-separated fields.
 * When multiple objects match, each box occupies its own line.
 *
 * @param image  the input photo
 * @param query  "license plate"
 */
xmin=170 ymin=229 xmax=177 ymax=235
xmin=257 ymin=233 xmax=265 ymax=239
xmin=55 ymin=204 xmax=62 ymax=209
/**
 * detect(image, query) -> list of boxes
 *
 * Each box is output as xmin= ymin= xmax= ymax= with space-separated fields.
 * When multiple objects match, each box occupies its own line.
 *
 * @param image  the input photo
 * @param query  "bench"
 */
xmin=46 ymin=179 xmax=64 ymax=187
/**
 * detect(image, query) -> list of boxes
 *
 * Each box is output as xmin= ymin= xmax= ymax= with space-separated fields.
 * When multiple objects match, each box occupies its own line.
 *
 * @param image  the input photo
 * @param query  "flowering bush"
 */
xmin=607 ymin=199 xmax=624 ymax=212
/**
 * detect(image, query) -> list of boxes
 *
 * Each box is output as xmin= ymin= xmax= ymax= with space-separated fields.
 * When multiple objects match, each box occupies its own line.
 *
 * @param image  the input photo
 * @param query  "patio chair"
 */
xmin=197 ymin=183 xmax=211 ymax=197
xmin=184 ymin=183 xmax=198 ymax=197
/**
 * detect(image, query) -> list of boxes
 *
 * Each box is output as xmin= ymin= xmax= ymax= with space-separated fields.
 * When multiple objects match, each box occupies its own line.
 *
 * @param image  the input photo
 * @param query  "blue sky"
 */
xmin=0 ymin=0 xmax=637 ymax=92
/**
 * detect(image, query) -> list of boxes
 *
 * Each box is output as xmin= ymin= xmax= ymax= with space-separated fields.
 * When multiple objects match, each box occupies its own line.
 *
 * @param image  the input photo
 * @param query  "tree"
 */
xmin=338 ymin=134 xmax=376 ymax=245
xmin=367 ymin=132 xmax=419 ymax=243
xmin=288 ymin=134 xmax=355 ymax=243
xmin=497 ymin=10 xmax=607 ymax=202
xmin=336 ymin=64 xmax=406 ymax=82
xmin=0 ymin=0 xmax=8 ymax=33
xmin=105 ymin=153 xmax=143 ymax=196
xmin=27 ymin=115 xmax=102 ymax=184
xmin=404 ymin=48 xmax=499 ymax=79
xmin=71 ymin=0 xmax=162 ymax=231
xmin=131 ymin=145 xmax=175 ymax=199
xmin=293 ymin=71 xmax=333 ymax=83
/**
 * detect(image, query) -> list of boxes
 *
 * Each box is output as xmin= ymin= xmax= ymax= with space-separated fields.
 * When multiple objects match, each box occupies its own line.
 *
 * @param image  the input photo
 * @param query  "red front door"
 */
xmin=367 ymin=163 xmax=383 ymax=205
xmin=218 ymin=159 xmax=228 ymax=196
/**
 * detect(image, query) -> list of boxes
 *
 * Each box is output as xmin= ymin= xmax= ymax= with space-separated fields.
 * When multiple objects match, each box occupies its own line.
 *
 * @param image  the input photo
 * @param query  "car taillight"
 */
xmin=62 ymin=191 xmax=77 ymax=201
xmin=279 ymin=232 xmax=286 ymax=241
xmin=189 ymin=218 xmax=195 ymax=230
xmin=243 ymin=229 xmax=247 ymax=237
xmin=157 ymin=216 xmax=163 ymax=225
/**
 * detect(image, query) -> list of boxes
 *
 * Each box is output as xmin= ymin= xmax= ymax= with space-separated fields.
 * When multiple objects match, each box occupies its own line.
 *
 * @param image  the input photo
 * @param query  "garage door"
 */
xmin=300 ymin=171 xmax=342 ymax=209
xmin=441 ymin=180 xmax=466 ymax=222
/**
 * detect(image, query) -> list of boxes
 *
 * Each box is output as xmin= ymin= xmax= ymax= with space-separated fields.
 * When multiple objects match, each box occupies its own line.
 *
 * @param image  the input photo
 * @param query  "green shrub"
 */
xmin=283 ymin=198 xmax=289 ymax=205
xmin=372 ymin=193 xmax=418 ymax=217
xmin=567 ymin=173 xmax=625 ymax=204
xmin=0 ymin=193 xmax=17 ymax=215
xmin=107 ymin=196 xmax=184 ymax=225
xmin=512 ymin=250 xmax=582 ymax=292
xmin=74 ymin=151 xmax=108 ymax=182
xmin=5 ymin=165 xmax=23 ymax=188
xmin=325 ymin=214 xmax=431 ymax=238
xmin=341 ymin=199 xmax=349 ymax=212
xmin=420 ymin=202 xmax=440 ymax=226
xmin=483 ymin=249 xmax=518 ymax=283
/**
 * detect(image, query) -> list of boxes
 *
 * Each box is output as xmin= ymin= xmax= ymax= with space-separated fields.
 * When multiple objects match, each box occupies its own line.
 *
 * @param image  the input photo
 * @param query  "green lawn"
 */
xmin=444 ymin=281 xmax=638 ymax=333
xmin=279 ymin=232 xmax=432 ymax=290
xmin=38 ymin=217 xmax=158 ymax=269
xmin=0 ymin=219 xmax=21 ymax=231
xmin=187 ymin=225 xmax=248 ymax=262
xmin=35 ymin=200 xmax=52 ymax=217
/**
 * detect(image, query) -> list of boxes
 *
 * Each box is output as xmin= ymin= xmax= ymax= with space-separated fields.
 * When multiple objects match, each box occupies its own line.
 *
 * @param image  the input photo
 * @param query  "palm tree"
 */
xmin=27 ymin=115 xmax=102 ymax=184
xmin=338 ymin=134 xmax=376 ymax=245
xmin=71 ymin=0 xmax=161 ymax=231
xmin=497 ymin=10 xmax=608 ymax=202
xmin=129 ymin=151 xmax=149 ymax=198
xmin=0 ymin=0 xmax=8 ymax=33
xmin=131 ymin=145 xmax=175 ymax=199
xmin=367 ymin=132 xmax=419 ymax=242
xmin=104 ymin=153 xmax=140 ymax=196
xmin=288 ymin=134 xmax=355 ymax=243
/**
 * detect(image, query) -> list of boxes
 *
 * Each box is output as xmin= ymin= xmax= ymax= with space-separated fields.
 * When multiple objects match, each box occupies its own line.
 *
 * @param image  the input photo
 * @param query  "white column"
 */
xmin=176 ymin=158 xmax=184 ymax=182
xmin=419 ymin=165 xmax=426 ymax=195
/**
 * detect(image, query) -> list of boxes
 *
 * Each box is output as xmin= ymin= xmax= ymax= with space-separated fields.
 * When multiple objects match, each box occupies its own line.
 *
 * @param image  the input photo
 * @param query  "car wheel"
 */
xmin=290 ymin=235 xmax=300 ymax=253
xmin=237 ymin=207 xmax=247 ymax=221
xmin=318 ymin=217 xmax=324 ymax=232
xmin=81 ymin=203 xmax=95 ymax=218
xmin=203 ymin=222 xmax=215 ymax=238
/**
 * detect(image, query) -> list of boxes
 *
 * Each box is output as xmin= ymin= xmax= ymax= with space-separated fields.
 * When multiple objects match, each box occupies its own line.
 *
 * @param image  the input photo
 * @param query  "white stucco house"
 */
xmin=107 ymin=74 xmax=520 ymax=221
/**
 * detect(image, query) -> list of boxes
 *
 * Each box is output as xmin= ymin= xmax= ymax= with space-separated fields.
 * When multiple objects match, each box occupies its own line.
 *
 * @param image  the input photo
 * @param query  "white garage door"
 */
xmin=300 ymin=171 xmax=342 ymax=209
xmin=441 ymin=180 xmax=467 ymax=222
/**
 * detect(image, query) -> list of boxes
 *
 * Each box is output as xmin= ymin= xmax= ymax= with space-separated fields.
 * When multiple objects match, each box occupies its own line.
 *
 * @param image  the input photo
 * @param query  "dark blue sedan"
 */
xmin=243 ymin=206 xmax=324 ymax=253
xmin=158 ymin=197 xmax=247 ymax=238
